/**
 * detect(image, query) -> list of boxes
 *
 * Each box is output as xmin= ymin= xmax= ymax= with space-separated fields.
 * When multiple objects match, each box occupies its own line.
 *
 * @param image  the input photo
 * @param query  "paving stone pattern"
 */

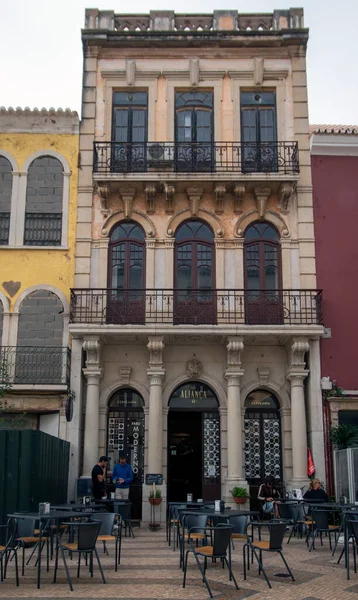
xmin=0 ymin=155 xmax=12 ymax=213
xmin=17 ymin=290 xmax=63 ymax=347
xmin=1 ymin=527 xmax=358 ymax=599
xmin=26 ymin=157 xmax=63 ymax=214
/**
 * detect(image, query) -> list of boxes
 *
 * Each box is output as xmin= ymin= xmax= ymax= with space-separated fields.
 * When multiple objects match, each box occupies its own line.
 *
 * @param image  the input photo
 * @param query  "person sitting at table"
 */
xmin=112 ymin=454 xmax=133 ymax=500
xmin=303 ymin=478 xmax=329 ymax=501
xmin=258 ymin=475 xmax=280 ymax=517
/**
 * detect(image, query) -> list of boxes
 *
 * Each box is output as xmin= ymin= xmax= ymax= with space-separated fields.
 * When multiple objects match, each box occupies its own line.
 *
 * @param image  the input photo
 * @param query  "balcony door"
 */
xmin=107 ymin=222 xmax=145 ymax=324
xmin=174 ymin=220 xmax=216 ymax=324
xmin=112 ymin=91 xmax=148 ymax=172
xmin=241 ymin=91 xmax=277 ymax=172
xmin=175 ymin=91 xmax=213 ymax=172
xmin=244 ymin=222 xmax=283 ymax=324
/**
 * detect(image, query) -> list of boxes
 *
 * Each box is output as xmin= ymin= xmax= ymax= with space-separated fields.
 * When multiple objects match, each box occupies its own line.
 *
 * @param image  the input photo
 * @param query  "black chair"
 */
xmin=183 ymin=525 xmax=239 ymax=599
xmin=15 ymin=517 xmax=50 ymax=575
xmin=0 ymin=518 xmax=19 ymax=586
xmin=243 ymin=521 xmax=294 ymax=589
xmin=167 ymin=504 xmax=186 ymax=549
xmin=179 ymin=513 xmax=209 ymax=569
xmin=53 ymin=521 xmax=105 ymax=591
xmin=113 ymin=502 xmax=134 ymax=538
xmin=227 ymin=514 xmax=249 ymax=549
xmin=344 ymin=519 xmax=358 ymax=580
xmin=306 ymin=508 xmax=340 ymax=552
xmin=94 ymin=512 xmax=122 ymax=570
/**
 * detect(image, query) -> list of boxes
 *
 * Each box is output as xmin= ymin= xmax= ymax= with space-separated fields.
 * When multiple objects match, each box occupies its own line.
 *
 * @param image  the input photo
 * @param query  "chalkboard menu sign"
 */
xmin=146 ymin=474 xmax=163 ymax=485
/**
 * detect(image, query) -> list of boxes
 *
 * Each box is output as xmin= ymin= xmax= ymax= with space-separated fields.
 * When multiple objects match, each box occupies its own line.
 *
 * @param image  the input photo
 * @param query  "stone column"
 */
xmin=288 ymin=373 xmax=308 ymax=487
xmin=147 ymin=371 xmax=165 ymax=472
xmin=287 ymin=338 xmax=309 ymax=488
xmin=224 ymin=337 xmax=247 ymax=503
xmin=82 ymin=338 xmax=102 ymax=476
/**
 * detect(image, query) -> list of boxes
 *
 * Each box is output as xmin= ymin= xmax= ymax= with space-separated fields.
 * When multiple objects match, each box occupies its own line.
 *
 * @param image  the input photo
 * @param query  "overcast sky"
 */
xmin=1 ymin=0 xmax=357 ymax=124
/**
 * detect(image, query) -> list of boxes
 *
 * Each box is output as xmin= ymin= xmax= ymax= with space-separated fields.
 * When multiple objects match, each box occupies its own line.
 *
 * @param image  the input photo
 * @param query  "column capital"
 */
xmin=147 ymin=370 xmax=165 ymax=386
xmin=225 ymin=370 xmax=244 ymax=386
xmin=287 ymin=370 xmax=308 ymax=387
xmin=82 ymin=368 xmax=102 ymax=384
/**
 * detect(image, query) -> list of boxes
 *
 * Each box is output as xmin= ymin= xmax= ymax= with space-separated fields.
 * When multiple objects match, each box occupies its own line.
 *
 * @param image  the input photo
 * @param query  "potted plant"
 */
xmin=149 ymin=488 xmax=162 ymax=505
xmin=230 ymin=487 xmax=249 ymax=505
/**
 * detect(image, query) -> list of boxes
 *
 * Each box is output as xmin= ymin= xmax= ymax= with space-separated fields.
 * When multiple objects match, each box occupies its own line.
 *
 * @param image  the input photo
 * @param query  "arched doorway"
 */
xmin=244 ymin=389 xmax=282 ymax=507
xmin=107 ymin=221 xmax=146 ymax=324
xmin=167 ymin=382 xmax=220 ymax=501
xmin=174 ymin=219 xmax=216 ymax=324
xmin=244 ymin=221 xmax=282 ymax=324
xmin=107 ymin=388 xmax=145 ymax=518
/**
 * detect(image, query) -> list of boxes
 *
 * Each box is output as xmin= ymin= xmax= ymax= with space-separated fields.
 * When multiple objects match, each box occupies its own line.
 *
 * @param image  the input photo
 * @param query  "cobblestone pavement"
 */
xmin=0 ymin=526 xmax=357 ymax=599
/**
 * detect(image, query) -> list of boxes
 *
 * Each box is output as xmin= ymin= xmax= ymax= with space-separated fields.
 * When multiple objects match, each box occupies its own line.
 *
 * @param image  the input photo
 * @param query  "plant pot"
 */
xmin=233 ymin=496 xmax=247 ymax=505
xmin=149 ymin=498 xmax=162 ymax=505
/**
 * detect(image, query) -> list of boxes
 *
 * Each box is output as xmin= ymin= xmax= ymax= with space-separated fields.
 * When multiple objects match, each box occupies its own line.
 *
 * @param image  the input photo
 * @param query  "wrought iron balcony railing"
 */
xmin=0 ymin=213 xmax=10 ymax=245
xmin=0 ymin=346 xmax=71 ymax=386
xmin=24 ymin=213 xmax=62 ymax=246
xmin=93 ymin=141 xmax=299 ymax=175
xmin=70 ymin=289 xmax=322 ymax=326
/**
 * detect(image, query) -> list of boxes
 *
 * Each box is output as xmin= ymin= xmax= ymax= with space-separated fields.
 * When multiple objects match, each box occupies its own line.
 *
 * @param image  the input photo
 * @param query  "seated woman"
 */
xmin=257 ymin=476 xmax=281 ymax=517
xmin=303 ymin=478 xmax=329 ymax=502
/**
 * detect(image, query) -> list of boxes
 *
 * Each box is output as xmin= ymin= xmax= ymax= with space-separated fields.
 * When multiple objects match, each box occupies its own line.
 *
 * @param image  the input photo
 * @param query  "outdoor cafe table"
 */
xmin=8 ymin=510 xmax=94 ymax=589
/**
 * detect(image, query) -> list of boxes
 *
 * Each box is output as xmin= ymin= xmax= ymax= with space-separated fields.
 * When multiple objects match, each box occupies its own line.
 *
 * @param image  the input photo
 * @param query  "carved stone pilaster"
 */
xmin=119 ymin=366 xmax=132 ymax=385
xmin=254 ymin=57 xmax=264 ymax=85
xmin=288 ymin=338 xmax=310 ymax=371
xmin=187 ymin=187 xmax=203 ymax=216
xmin=95 ymin=183 xmax=111 ymax=216
xmin=279 ymin=182 xmax=296 ymax=214
xmin=119 ymin=187 xmax=136 ymax=219
xmin=226 ymin=336 xmax=244 ymax=369
xmin=214 ymin=184 xmax=226 ymax=215
xmin=82 ymin=337 xmax=101 ymax=368
xmin=144 ymin=185 xmax=156 ymax=215
xmin=254 ymin=187 xmax=271 ymax=219
xmin=190 ymin=58 xmax=200 ymax=86
xmin=126 ymin=60 xmax=136 ymax=86
xmin=147 ymin=336 xmax=165 ymax=367
xmin=164 ymin=183 xmax=175 ymax=214
xmin=233 ymin=183 xmax=245 ymax=214
xmin=257 ymin=367 xmax=270 ymax=385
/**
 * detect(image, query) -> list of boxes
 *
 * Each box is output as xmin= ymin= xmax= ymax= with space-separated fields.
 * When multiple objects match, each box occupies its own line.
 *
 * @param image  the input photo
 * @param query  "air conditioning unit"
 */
xmin=146 ymin=142 xmax=174 ymax=165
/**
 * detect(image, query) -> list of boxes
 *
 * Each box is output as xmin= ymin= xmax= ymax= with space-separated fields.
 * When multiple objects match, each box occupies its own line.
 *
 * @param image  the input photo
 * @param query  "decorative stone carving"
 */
xmin=95 ymin=182 xmax=111 ymax=216
xmin=289 ymin=338 xmax=310 ymax=370
xmin=257 ymin=367 xmax=270 ymax=385
xmin=226 ymin=337 xmax=244 ymax=368
xmin=279 ymin=182 xmax=296 ymax=214
xmin=186 ymin=358 xmax=203 ymax=378
xmin=126 ymin=60 xmax=136 ymax=86
xmin=254 ymin=58 xmax=264 ymax=85
xmin=254 ymin=187 xmax=271 ymax=219
xmin=147 ymin=336 xmax=165 ymax=367
xmin=190 ymin=58 xmax=200 ymax=86
xmin=119 ymin=187 xmax=136 ymax=219
xmin=83 ymin=338 xmax=101 ymax=367
xmin=186 ymin=187 xmax=203 ymax=216
xmin=214 ymin=185 xmax=226 ymax=215
xmin=144 ymin=185 xmax=156 ymax=214
xmin=233 ymin=184 xmax=245 ymax=214
xmin=119 ymin=367 xmax=132 ymax=385
xmin=164 ymin=183 xmax=175 ymax=214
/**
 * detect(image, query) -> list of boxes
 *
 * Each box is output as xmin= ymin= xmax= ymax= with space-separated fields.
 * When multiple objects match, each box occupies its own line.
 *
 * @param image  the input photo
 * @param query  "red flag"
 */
xmin=307 ymin=447 xmax=315 ymax=477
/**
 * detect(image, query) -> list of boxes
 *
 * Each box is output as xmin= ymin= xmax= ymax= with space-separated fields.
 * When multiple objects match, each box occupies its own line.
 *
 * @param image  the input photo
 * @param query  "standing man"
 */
xmin=91 ymin=456 xmax=108 ymax=500
xmin=112 ymin=454 xmax=133 ymax=499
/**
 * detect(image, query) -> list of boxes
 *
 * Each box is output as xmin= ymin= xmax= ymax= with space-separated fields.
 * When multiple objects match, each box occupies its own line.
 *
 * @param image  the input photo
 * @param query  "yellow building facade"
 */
xmin=0 ymin=107 xmax=79 ymax=434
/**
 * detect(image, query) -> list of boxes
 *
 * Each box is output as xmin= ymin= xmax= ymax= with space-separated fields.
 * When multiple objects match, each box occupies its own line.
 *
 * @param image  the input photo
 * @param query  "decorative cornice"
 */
xmin=101 ymin=69 xmax=161 ymax=80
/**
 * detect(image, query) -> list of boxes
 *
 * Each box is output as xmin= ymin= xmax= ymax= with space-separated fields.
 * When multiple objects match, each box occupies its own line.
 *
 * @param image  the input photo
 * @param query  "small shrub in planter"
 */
xmin=230 ymin=487 xmax=249 ymax=504
xmin=149 ymin=489 xmax=162 ymax=505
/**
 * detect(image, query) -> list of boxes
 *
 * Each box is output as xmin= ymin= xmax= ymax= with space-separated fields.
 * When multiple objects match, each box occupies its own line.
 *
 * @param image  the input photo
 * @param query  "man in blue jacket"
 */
xmin=112 ymin=454 xmax=133 ymax=499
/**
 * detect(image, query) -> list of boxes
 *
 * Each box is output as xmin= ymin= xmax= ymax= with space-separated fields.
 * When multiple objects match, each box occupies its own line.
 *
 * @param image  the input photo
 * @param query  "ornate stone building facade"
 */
xmin=69 ymin=7 xmax=324 ymax=518
xmin=0 ymin=108 xmax=79 ymax=433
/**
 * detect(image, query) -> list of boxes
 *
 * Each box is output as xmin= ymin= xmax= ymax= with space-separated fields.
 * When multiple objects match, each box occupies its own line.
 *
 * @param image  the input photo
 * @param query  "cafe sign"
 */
xmin=170 ymin=382 xmax=218 ymax=409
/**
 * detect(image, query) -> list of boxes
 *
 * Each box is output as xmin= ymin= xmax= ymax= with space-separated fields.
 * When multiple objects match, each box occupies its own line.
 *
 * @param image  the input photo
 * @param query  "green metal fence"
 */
xmin=0 ymin=430 xmax=69 ymax=533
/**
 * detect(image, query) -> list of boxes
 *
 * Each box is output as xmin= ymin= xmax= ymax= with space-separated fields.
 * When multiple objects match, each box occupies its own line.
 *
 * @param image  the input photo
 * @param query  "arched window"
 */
xmin=244 ymin=222 xmax=282 ymax=324
xmin=16 ymin=290 xmax=64 ymax=383
xmin=174 ymin=220 xmax=216 ymax=324
xmin=107 ymin=221 xmax=145 ymax=324
xmin=0 ymin=156 xmax=12 ymax=245
xmin=175 ymin=91 xmax=213 ymax=172
xmin=24 ymin=156 xmax=64 ymax=246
